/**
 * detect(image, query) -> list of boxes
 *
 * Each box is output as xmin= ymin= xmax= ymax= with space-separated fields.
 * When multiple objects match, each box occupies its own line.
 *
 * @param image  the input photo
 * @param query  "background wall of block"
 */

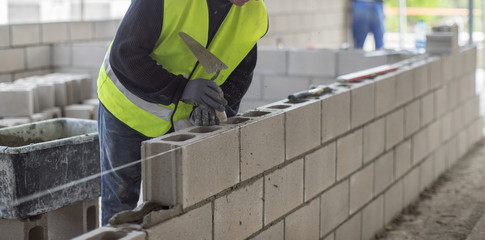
xmin=260 ymin=0 xmax=350 ymax=49
xmin=78 ymin=46 xmax=483 ymax=240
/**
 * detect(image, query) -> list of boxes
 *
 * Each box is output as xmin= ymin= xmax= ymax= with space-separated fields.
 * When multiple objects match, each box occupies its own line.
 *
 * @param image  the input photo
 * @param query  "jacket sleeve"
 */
xmin=220 ymin=44 xmax=258 ymax=117
xmin=109 ymin=0 xmax=188 ymax=105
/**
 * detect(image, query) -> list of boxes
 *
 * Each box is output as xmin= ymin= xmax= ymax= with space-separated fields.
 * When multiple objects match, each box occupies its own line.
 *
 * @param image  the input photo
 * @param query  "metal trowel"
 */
xmin=179 ymin=32 xmax=228 ymax=122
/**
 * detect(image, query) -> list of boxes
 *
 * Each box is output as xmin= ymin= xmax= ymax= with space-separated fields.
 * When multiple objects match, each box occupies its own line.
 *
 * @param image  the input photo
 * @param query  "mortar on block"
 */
xmin=0 ymin=118 xmax=100 ymax=219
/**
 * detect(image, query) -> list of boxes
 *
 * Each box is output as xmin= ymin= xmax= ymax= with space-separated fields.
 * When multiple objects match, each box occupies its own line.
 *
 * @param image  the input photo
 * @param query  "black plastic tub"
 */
xmin=0 ymin=118 xmax=100 ymax=219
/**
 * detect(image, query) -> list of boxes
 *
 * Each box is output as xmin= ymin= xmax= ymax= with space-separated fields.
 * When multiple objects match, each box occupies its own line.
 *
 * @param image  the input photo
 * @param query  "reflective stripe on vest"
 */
xmin=102 ymin=51 xmax=172 ymax=121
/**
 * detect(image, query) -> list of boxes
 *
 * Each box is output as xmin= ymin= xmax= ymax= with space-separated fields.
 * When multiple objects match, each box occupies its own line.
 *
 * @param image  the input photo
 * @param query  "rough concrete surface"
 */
xmin=376 ymin=140 xmax=485 ymax=240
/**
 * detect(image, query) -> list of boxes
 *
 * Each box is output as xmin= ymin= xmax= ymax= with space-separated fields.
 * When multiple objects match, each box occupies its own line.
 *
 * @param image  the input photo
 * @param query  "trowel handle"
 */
xmin=216 ymin=110 xmax=227 ymax=123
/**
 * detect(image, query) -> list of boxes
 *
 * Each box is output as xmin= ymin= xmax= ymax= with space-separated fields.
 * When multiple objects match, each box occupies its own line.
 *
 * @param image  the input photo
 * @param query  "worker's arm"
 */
xmin=109 ymin=0 xmax=188 ymax=106
xmin=220 ymin=44 xmax=258 ymax=117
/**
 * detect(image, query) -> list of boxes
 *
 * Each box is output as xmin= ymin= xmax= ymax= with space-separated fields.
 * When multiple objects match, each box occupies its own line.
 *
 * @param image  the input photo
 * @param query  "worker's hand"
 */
xmin=190 ymin=105 xmax=219 ymax=126
xmin=181 ymin=78 xmax=227 ymax=112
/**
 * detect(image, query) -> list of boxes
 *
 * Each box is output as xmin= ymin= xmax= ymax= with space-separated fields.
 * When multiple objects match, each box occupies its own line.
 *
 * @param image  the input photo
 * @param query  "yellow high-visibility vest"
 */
xmin=97 ymin=0 xmax=268 ymax=137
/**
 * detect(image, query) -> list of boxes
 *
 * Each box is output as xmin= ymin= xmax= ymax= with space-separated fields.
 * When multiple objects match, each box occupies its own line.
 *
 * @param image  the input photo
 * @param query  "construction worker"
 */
xmin=352 ymin=0 xmax=385 ymax=49
xmin=97 ymin=0 xmax=268 ymax=225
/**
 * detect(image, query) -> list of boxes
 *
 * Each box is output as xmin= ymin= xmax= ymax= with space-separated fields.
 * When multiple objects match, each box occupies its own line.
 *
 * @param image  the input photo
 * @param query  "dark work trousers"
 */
xmin=352 ymin=0 xmax=385 ymax=49
xmin=98 ymin=102 xmax=150 ymax=225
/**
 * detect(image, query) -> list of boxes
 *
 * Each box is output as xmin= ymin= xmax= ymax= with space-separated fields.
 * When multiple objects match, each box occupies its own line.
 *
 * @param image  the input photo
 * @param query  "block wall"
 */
xmin=0 ymin=20 xmax=118 ymax=83
xmin=242 ymin=48 xmax=404 ymax=112
xmin=260 ymin=0 xmax=350 ymax=49
xmin=77 ymin=46 xmax=483 ymax=240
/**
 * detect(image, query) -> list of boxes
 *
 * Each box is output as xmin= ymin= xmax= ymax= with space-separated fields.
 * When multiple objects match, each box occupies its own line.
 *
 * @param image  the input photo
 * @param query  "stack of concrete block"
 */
xmin=0 ymin=73 xmax=96 ymax=128
xmin=426 ymin=24 xmax=459 ymax=55
xmin=0 ymin=199 xmax=99 ymax=240
xmin=77 ymin=46 xmax=482 ymax=240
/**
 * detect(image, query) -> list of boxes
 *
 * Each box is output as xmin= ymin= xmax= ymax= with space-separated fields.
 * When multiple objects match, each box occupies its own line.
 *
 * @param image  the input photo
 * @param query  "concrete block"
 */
xmin=351 ymin=80 xmax=375 ymax=128
xmin=441 ymin=54 xmax=455 ymax=82
xmin=142 ymin=126 xmax=239 ymax=208
xmin=435 ymin=87 xmax=447 ymax=118
xmin=94 ymin=20 xmax=119 ymax=40
xmin=288 ymin=49 xmax=337 ymax=77
xmin=320 ymin=180 xmax=350 ymax=237
xmin=250 ymin=221 xmax=284 ymax=240
xmin=447 ymin=137 xmax=459 ymax=166
xmin=65 ymin=104 xmax=96 ymax=120
xmin=458 ymin=129 xmax=468 ymax=158
xmin=214 ymin=178 xmax=263 ymax=240
xmin=73 ymin=227 xmax=145 ymax=240
xmin=441 ymin=112 xmax=453 ymax=142
xmin=454 ymin=49 xmax=466 ymax=79
xmin=285 ymin=100 xmax=321 ymax=159
xmin=36 ymin=82 xmax=56 ymax=111
xmin=0 ymin=214 xmax=48 ymax=240
xmin=0 ymin=25 xmax=10 ymax=47
xmin=335 ymin=212 xmax=361 ymax=240
xmin=386 ymin=108 xmax=404 ymax=150
xmin=70 ymin=22 xmax=94 ymax=41
xmin=384 ymin=181 xmax=403 ymax=223
xmin=47 ymin=198 xmax=99 ymax=240
xmin=403 ymin=167 xmax=420 ymax=206
xmin=52 ymin=44 xmax=72 ymax=67
xmin=0 ymin=48 xmax=25 ymax=72
xmin=374 ymin=150 xmax=394 ymax=195
xmin=412 ymin=62 xmax=429 ymax=97
xmin=26 ymin=46 xmax=51 ymax=69
xmin=434 ymin=146 xmax=448 ymax=178
xmin=428 ymin=57 xmax=442 ymax=90
xmin=395 ymin=140 xmax=412 ymax=179
xmin=0 ymin=85 xmax=34 ymax=117
xmin=42 ymin=22 xmax=68 ymax=43
xmin=243 ymin=75 xmax=262 ymax=100
xmin=262 ymin=75 xmax=311 ymax=101
xmin=350 ymin=163 xmax=374 ymax=214
xmin=459 ymin=73 xmax=474 ymax=104
xmin=82 ymin=99 xmax=99 ymax=120
xmin=421 ymin=92 xmax=435 ymax=126
xmin=72 ymin=42 xmax=109 ymax=68
xmin=420 ymin=156 xmax=435 ymax=191
xmin=336 ymin=49 xmax=387 ymax=75
xmin=464 ymin=46 xmax=477 ymax=73
xmin=0 ymin=74 xmax=13 ymax=83
xmin=362 ymin=196 xmax=384 ymax=240
xmin=427 ymin=120 xmax=441 ymax=153
xmin=452 ymin=107 xmax=463 ymax=136
xmin=322 ymin=89 xmax=351 ymax=143
xmin=264 ymin=159 xmax=304 ymax=224
xmin=375 ymin=74 xmax=396 ymax=117
xmin=42 ymin=107 xmax=62 ymax=119
xmin=363 ymin=118 xmax=385 ymax=163
xmin=285 ymin=198 xmax=320 ymax=240
xmin=11 ymin=24 xmax=40 ymax=46
xmin=395 ymin=68 xmax=414 ymax=107
xmin=337 ymin=129 xmax=363 ymax=180
xmin=447 ymin=80 xmax=459 ymax=109
xmin=147 ymin=203 xmax=212 ymax=240
xmin=254 ymin=47 xmax=288 ymax=75
xmin=324 ymin=233 xmax=335 ymax=240
xmin=413 ymin=129 xmax=428 ymax=164
xmin=0 ymin=117 xmax=30 ymax=128
xmin=311 ymin=76 xmax=338 ymax=86
xmin=404 ymin=99 xmax=420 ymax=138
xmin=304 ymin=142 xmax=336 ymax=200
xmin=30 ymin=112 xmax=51 ymax=122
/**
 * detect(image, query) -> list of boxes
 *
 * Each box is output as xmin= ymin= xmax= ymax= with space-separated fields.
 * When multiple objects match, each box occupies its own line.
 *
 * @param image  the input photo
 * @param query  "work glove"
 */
xmin=190 ymin=105 xmax=219 ymax=126
xmin=181 ymin=78 xmax=227 ymax=112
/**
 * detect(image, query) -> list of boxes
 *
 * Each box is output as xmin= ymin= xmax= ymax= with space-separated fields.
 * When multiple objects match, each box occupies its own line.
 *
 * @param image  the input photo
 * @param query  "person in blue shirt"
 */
xmin=352 ymin=0 xmax=385 ymax=49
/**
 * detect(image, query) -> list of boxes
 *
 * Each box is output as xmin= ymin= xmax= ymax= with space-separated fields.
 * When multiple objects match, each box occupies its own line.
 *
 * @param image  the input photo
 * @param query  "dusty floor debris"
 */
xmin=376 ymin=140 xmax=485 ymax=240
